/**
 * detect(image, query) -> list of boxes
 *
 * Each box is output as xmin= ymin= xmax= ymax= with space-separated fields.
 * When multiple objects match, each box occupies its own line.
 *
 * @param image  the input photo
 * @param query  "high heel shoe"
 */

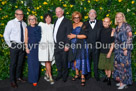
xmin=33 ymin=83 xmax=37 ymax=86
xmin=81 ymin=78 xmax=85 ymax=86
xmin=72 ymin=75 xmax=80 ymax=81
xmin=117 ymin=84 xmax=127 ymax=90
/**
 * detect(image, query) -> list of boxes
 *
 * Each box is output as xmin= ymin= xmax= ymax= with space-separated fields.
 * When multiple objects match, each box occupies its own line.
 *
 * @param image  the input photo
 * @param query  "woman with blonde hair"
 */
xmin=113 ymin=12 xmax=133 ymax=89
xmin=25 ymin=15 xmax=41 ymax=86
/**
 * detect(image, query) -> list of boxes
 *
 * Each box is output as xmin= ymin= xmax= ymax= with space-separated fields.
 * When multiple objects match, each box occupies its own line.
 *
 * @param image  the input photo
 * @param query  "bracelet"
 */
xmin=76 ymin=35 xmax=77 ymax=38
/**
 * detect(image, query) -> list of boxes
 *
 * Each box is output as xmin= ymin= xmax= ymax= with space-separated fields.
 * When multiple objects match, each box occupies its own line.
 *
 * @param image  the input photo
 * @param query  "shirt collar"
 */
xmin=15 ymin=18 xmax=23 ymax=22
xmin=58 ymin=16 xmax=64 ymax=20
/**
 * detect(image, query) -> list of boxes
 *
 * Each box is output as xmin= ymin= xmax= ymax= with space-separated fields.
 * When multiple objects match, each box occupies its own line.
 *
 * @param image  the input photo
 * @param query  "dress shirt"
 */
xmin=89 ymin=19 xmax=96 ymax=29
xmin=3 ymin=18 xmax=27 ymax=47
xmin=53 ymin=16 xmax=64 ymax=43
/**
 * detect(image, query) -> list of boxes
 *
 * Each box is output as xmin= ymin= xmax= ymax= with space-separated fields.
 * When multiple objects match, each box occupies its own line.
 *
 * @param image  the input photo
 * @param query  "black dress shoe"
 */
xmin=95 ymin=78 xmax=100 ymax=81
xmin=103 ymin=76 xmax=108 ymax=82
xmin=63 ymin=79 xmax=67 ymax=82
xmin=17 ymin=78 xmax=26 ymax=83
xmin=11 ymin=82 xmax=18 ymax=88
xmin=85 ymin=74 xmax=91 ymax=80
xmin=107 ymin=78 xmax=111 ymax=86
xmin=55 ymin=76 xmax=61 ymax=81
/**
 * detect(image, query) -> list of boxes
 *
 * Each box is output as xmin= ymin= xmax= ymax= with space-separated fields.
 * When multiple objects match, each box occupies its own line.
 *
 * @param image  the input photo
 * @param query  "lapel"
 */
xmin=88 ymin=20 xmax=98 ymax=30
xmin=87 ymin=20 xmax=93 ymax=30
xmin=53 ymin=19 xmax=57 ymax=33
xmin=93 ymin=20 xmax=98 ymax=30
xmin=57 ymin=18 xmax=65 ymax=32
xmin=53 ymin=18 xmax=65 ymax=43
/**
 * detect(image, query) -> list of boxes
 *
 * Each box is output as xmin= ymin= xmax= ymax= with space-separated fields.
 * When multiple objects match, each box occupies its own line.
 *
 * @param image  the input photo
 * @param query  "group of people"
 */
xmin=3 ymin=7 xmax=133 ymax=90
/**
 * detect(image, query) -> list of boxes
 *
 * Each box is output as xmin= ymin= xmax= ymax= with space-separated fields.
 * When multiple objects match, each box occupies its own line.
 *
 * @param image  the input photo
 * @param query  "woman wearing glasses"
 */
xmin=68 ymin=11 xmax=90 ymax=86
xmin=25 ymin=15 xmax=41 ymax=86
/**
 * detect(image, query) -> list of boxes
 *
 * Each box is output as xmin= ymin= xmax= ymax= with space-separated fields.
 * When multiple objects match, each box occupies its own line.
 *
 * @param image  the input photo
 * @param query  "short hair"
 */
xmin=43 ymin=13 xmax=53 ymax=23
xmin=27 ymin=15 xmax=38 ymax=25
xmin=103 ymin=17 xmax=111 ymax=21
xmin=72 ymin=11 xmax=82 ymax=21
xmin=89 ymin=9 xmax=97 ymax=15
xmin=15 ymin=9 xmax=23 ymax=14
xmin=55 ymin=7 xmax=64 ymax=12
xmin=115 ymin=12 xmax=127 ymax=25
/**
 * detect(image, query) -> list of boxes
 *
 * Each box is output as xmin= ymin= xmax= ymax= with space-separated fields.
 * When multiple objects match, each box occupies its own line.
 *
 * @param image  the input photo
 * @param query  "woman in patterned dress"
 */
xmin=68 ymin=11 xmax=90 ymax=86
xmin=113 ymin=12 xmax=133 ymax=90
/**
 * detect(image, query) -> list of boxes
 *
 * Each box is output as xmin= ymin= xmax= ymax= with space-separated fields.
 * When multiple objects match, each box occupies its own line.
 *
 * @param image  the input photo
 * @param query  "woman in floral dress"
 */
xmin=113 ymin=12 xmax=133 ymax=90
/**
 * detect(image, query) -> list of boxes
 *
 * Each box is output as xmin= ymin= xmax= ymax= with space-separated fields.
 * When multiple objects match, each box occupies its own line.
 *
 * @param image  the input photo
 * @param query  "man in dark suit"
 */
xmin=84 ymin=9 xmax=103 ymax=81
xmin=53 ymin=7 xmax=73 ymax=82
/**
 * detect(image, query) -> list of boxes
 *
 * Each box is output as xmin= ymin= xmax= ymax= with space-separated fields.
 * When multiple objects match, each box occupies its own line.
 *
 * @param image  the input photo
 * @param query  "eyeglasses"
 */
xmin=29 ymin=18 xmax=36 ymax=21
xmin=15 ymin=13 xmax=23 ymax=16
xmin=89 ymin=12 xmax=96 ymax=15
xmin=74 ymin=17 xmax=80 ymax=19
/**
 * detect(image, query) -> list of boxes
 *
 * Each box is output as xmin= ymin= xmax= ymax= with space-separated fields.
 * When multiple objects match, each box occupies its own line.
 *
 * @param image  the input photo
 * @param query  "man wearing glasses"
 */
xmin=3 ymin=9 xmax=27 ymax=88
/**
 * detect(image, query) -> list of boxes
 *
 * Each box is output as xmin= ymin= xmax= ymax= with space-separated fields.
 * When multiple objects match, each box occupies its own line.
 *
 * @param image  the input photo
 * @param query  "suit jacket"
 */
xmin=80 ymin=20 xmax=103 ymax=44
xmin=53 ymin=17 xmax=73 ymax=52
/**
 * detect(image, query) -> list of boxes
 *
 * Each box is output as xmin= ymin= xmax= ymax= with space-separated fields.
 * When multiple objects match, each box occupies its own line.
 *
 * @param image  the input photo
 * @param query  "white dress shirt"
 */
xmin=53 ymin=16 xmax=64 ymax=43
xmin=3 ymin=18 xmax=27 ymax=47
xmin=89 ymin=19 xmax=96 ymax=29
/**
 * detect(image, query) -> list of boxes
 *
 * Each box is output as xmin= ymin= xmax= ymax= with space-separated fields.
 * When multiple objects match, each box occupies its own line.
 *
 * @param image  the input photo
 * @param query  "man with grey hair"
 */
xmin=4 ymin=9 xmax=27 ymax=88
xmin=53 ymin=7 xmax=72 ymax=82
xmin=82 ymin=9 xmax=103 ymax=81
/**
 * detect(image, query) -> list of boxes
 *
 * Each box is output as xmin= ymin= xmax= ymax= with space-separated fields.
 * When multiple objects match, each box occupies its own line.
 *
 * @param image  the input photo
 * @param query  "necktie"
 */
xmin=20 ymin=21 xmax=24 ymax=42
xmin=90 ymin=21 xmax=95 ymax=24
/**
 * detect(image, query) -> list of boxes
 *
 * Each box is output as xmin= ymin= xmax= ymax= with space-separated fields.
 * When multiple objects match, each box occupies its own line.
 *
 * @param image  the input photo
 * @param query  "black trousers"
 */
xmin=54 ymin=50 xmax=68 ymax=80
xmin=9 ymin=42 xmax=25 ymax=82
xmin=87 ymin=48 xmax=99 ymax=79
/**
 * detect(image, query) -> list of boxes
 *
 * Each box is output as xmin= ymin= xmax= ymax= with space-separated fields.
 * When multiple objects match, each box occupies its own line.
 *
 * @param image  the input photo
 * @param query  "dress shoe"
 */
xmin=95 ymin=77 xmax=100 ymax=81
xmin=17 ymin=78 xmax=26 ymax=83
xmin=63 ymin=79 xmax=67 ymax=82
xmin=85 ymin=74 xmax=91 ymax=80
xmin=107 ymin=78 xmax=111 ymax=86
xmin=11 ymin=82 xmax=18 ymax=88
xmin=103 ymin=76 xmax=108 ymax=82
xmin=55 ymin=76 xmax=61 ymax=81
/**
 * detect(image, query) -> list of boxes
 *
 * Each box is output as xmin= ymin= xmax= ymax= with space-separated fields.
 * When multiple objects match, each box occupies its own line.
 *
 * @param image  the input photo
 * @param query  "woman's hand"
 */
xmin=67 ymin=33 xmax=76 ymax=40
xmin=107 ymin=52 xmax=111 ymax=58
xmin=124 ymin=50 xmax=127 ymax=56
xmin=26 ymin=48 xmax=30 ymax=54
xmin=64 ymin=46 xmax=69 ymax=52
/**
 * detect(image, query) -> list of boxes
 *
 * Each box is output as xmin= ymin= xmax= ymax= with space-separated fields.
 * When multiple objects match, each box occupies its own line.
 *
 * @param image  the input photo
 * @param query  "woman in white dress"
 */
xmin=38 ymin=14 xmax=54 ymax=84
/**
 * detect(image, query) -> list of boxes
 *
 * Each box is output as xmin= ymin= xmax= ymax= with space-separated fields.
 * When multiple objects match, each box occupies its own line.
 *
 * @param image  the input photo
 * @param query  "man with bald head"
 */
xmin=82 ymin=9 xmax=103 ymax=81
xmin=53 ymin=7 xmax=72 ymax=82
xmin=4 ymin=9 xmax=27 ymax=88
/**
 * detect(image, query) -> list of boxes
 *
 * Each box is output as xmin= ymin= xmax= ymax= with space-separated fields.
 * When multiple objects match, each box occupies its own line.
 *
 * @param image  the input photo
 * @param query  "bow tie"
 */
xmin=90 ymin=21 xmax=95 ymax=24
